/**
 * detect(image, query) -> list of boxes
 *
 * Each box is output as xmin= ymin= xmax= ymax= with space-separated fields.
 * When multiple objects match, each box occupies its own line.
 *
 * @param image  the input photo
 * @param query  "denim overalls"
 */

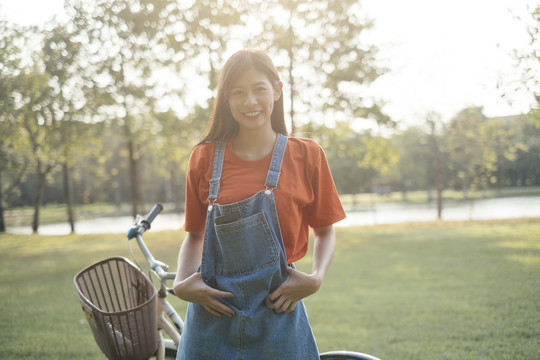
xmin=176 ymin=134 xmax=319 ymax=359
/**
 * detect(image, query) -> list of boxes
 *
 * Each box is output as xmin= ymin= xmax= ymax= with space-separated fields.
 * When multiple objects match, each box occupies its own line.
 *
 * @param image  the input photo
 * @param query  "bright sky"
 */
xmin=1 ymin=0 xmax=537 ymax=127
xmin=362 ymin=0 xmax=536 ymax=126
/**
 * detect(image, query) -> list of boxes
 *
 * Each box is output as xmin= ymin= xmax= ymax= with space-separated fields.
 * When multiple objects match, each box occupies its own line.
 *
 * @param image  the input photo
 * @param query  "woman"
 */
xmin=173 ymin=49 xmax=346 ymax=359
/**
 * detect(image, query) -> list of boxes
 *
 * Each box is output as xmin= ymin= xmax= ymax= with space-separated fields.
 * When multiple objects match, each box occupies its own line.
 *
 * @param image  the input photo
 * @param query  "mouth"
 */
xmin=243 ymin=111 xmax=262 ymax=117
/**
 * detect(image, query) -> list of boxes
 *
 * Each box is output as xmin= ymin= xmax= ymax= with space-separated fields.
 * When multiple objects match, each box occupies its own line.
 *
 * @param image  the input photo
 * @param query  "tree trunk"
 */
xmin=428 ymin=118 xmax=444 ymax=220
xmin=32 ymin=163 xmax=47 ymax=233
xmin=62 ymin=162 xmax=75 ymax=233
xmin=127 ymin=138 xmax=140 ymax=218
xmin=32 ymin=158 xmax=56 ymax=233
xmin=168 ymin=164 xmax=183 ymax=212
xmin=436 ymin=171 xmax=443 ymax=220
xmin=0 ymin=166 xmax=5 ymax=233
xmin=435 ymin=144 xmax=444 ymax=219
xmin=0 ymin=157 xmax=28 ymax=233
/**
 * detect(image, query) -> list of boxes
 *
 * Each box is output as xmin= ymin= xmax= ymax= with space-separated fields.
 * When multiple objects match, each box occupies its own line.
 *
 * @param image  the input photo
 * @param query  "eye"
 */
xmin=255 ymin=86 xmax=268 ymax=93
xmin=230 ymin=89 xmax=244 ymax=97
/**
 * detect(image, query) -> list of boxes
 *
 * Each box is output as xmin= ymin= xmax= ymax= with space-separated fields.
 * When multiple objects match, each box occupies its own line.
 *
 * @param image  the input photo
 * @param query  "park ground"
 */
xmin=0 ymin=217 xmax=539 ymax=359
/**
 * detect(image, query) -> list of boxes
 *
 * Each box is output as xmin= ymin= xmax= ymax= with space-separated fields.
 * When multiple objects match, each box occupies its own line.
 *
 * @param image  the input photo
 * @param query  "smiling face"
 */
xmin=227 ymin=67 xmax=282 ymax=133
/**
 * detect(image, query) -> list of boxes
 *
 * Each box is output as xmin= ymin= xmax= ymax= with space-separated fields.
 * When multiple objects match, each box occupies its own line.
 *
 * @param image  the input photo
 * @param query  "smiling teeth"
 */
xmin=245 ymin=111 xmax=261 ymax=116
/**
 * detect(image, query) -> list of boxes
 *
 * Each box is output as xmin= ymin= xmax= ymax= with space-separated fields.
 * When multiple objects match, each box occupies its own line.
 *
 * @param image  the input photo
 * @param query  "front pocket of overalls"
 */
xmin=214 ymin=212 xmax=279 ymax=276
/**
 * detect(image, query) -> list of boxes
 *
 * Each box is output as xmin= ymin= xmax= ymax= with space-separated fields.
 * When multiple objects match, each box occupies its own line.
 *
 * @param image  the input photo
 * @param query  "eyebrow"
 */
xmin=230 ymin=81 xmax=269 ymax=89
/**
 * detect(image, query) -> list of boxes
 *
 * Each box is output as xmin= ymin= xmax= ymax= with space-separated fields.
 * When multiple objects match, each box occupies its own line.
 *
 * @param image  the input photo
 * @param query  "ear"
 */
xmin=274 ymin=81 xmax=283 ymax=101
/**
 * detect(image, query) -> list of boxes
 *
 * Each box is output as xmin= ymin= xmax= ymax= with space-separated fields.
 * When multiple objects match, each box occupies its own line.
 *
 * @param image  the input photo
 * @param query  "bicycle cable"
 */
xmin=127 ymin=237 xmax=169 ymax=291
xmin=127 ymin=237 xmax=145 ymax=272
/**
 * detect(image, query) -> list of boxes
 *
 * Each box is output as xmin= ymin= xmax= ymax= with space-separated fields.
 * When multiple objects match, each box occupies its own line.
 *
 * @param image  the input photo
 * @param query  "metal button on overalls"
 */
xmin=177 ymin=134 xmax=319 ymax=360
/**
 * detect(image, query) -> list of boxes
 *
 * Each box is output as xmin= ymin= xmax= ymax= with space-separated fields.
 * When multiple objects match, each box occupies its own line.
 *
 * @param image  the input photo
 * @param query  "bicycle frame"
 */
xmin=127 ymin=204 xmax=182 ymax=359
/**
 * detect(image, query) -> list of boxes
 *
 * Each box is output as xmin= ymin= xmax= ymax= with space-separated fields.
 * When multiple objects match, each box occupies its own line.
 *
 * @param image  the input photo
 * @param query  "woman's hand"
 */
xmin=173 ymin=231 xmax=235 ymax=318
xmin=264 ymin=267 xmax=322 ymax=313
xmin=265 ymin=225 xmax=336 ymax=313
xmin=174 ymin=272 xmax=236 ymax=318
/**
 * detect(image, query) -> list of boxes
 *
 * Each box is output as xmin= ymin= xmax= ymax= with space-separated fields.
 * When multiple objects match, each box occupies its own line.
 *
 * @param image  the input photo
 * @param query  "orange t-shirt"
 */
xmin=183 ymin=136 xmax=346 ymax=263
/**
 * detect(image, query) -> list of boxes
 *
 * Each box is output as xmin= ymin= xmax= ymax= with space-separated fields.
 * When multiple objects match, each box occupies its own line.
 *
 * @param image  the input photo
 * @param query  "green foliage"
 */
xmin=445 ymin=107 xmax=487 ymax=190
xmin=1 ymin=1 xmax=540 ymax=224
xmin=384 ymin=126 xmax=433 ymax=193
xmin=247 ymin=0 xmax=389 ymax=132
xmin=510 ymin=4 xmax=539 ymax=105
xmin=357 ymin=133 xmax=399 ymax=176
xmin=0 ymin=20 xmax=30 ymax=204
xmin=310 ymin=121 xmax=375 ymax=194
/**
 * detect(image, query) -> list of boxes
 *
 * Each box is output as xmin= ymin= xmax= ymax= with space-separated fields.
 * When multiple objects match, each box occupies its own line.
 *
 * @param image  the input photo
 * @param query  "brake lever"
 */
xmin=126 ymin=215 xmax=143 ymax=240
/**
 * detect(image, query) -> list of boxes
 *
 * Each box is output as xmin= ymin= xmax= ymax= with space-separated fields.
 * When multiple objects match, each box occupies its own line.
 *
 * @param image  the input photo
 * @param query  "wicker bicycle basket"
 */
xmin=74 ymin=257 xmax=158 ymax=360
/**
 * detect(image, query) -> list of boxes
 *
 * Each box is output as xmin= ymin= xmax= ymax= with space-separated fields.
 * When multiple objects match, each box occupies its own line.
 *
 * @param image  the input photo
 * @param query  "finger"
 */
xmin=271 ymin=296 xmax=288 ymax=312
xmin=267 ymin=287 xmax=283 ymax=302
xmin=286 ymin=301 xmax=298 ymax=313
xmin=211 ymin=298 xmax=235 ymax=317
xmin=218 ymin=304 xmax=235 ymax=317
xmin=264 ymin=294 xmax=283 ymax=310
xmin=212 ymin=289 xmax=235 ymax=298
xmin=203 ymin=304 xmax=222 ymax=318
xmin=264 ymin=295 xmax=277 ymax=309
xmin=265 ymin=293 xmax=284 ymax=308
xmin=275 ymin=298 xmax=293 ymax=313
xmin=264 ymin=295 xmax=273 ymax=309
xmin=205 ymin=302 xmax=235 ymax=318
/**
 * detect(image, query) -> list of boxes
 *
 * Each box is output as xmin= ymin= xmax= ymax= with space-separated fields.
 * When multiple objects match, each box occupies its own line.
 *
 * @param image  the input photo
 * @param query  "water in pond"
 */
xmin=6 ymin=196 xmax=540 ymax=235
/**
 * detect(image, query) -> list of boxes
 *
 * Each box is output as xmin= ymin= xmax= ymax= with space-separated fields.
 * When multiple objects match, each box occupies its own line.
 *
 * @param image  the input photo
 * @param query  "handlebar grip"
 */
xmin=145 ymin=203 xmax=163 ymax=224
xmin=143 ymin=203 xmax=163 ymax=228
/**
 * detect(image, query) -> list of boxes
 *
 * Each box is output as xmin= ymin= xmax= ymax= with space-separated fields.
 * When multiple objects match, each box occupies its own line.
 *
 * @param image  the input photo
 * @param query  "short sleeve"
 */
xmin=183 ymin=144 xmax=212 ymax=232
xmin=306 ymin=143 xmax=346 ymax=228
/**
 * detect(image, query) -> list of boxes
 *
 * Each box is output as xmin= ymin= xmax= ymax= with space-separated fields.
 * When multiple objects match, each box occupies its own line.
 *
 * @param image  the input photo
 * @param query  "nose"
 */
xmin=244 ymin=92 xmax=257 ymax=106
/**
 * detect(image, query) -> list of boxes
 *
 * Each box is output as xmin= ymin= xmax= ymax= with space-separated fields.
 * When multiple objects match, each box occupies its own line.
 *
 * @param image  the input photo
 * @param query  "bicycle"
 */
xmin=74 ymin=203 xmax=380 ymax=360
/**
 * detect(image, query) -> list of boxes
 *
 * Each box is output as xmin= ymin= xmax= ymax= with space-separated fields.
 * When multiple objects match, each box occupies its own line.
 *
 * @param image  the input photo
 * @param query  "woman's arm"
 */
xmin=265 ymin=224 xmax=336 ymax=313
xmin=173 ymin=231 xmax=235 ymax=317
xmin=311 ymin=224 xmax=336 ymax=284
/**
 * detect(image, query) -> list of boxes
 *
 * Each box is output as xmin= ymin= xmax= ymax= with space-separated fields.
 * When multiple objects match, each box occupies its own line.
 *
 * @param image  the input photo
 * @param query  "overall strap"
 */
xmin=208 ymin=140 xmax=227 ymax=202
xmin=265 ymin=133 xmax=288 ymax=189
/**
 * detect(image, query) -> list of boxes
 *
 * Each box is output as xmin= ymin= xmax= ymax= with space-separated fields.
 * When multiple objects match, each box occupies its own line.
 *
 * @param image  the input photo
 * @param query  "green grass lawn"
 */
xmin=1 ymin=218 xmax=539 ymax=359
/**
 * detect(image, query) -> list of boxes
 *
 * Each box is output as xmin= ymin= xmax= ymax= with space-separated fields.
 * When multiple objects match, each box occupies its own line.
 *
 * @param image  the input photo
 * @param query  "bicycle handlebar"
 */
xmin=126 ymin=203 xmax=176 ymax=281
xmin=127 ymin=203 xmax=163 ymax=239
xmin=141 ymin=203 xmax=163 ymax=231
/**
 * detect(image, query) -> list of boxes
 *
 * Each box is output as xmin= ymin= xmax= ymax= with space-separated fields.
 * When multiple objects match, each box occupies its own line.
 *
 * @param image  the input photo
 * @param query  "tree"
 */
xmin=173 ymin=0 xmax=247 ymax=93
xmin=64 ymin=0 xmax=247 ymax=217
xmin=426 ymin=113 xmax=446 ymax=219
xmin=357 ymin=131 xmax=399 ymax=191
xmin=310 ymin=121 xmax=374 ymax=197
xmin=66 ymin=0 xmax=181 ymax=217
xmin=309 ymin=121 xmax=398 ymax=202
xmin=0 ymin=19 xmax=28 ymax=232
xmin=248 ymin=0 xmax=389 ymax=135
xmin=481 ymin=116 xmax=528 ymax=189
xmin=14 ymin=47 xmax=63 ymax=233
xmin=387 ymin=126 xmax=432 ymax=199
xmin=507 ymin=5 xmax=540 ymax=186
xmin=508 ymin=4 xmax=540 ymax=124
xmin=514 ymin=114 xmax=540 ymax=186
xmin=41 ymin=21 xmax=89 ymax=233
xmin=148 ymin=109 xmax=203 ymax=211
xmin=446 ymin=107 xmax=488 ymax=194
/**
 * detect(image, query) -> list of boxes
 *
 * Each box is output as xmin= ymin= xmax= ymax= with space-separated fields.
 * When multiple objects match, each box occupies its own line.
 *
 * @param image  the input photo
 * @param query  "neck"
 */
xmin=233 ymin=127 xmax=277 ymax=161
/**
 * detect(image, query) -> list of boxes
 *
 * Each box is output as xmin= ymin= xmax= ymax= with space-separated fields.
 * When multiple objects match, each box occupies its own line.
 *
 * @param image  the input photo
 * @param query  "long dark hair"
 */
xmin=199 ymin=49 xmax=287 ymax=144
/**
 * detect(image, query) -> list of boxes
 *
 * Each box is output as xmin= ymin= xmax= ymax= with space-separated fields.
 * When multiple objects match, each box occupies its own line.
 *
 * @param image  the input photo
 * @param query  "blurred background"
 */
xmin=1 ymin=0 xmax=539 ymax=234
